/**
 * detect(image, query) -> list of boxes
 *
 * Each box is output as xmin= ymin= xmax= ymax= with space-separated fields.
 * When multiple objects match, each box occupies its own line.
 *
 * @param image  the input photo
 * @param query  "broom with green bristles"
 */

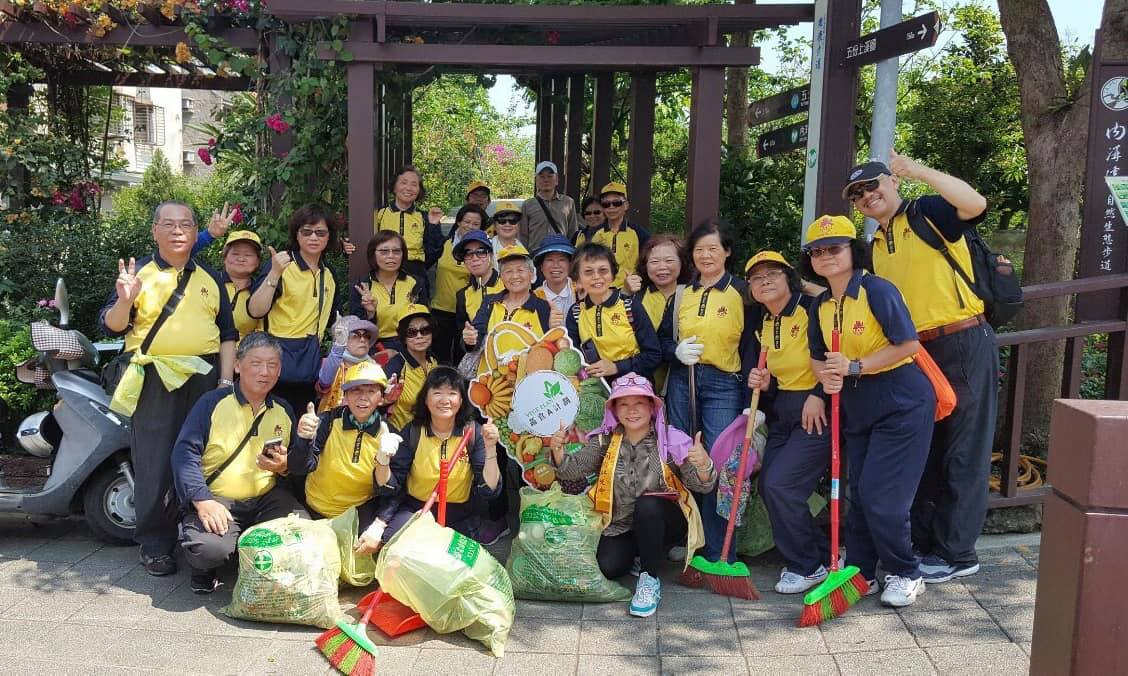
xmin=798 ymin=328 xmax=869 ymax=627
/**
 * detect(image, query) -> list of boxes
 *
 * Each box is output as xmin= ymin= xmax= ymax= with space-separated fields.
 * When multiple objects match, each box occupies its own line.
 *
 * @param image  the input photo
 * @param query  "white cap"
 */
xmin=535 ymin=161 xmax=558 ymax=175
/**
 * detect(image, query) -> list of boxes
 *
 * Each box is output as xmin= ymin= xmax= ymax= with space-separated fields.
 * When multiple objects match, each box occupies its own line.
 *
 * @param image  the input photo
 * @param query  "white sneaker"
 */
xmin=774 ymin=566 xmax=828 ymax=594
xmin=667 ymin=546 xmax=687 ymax=562
xmin=880 ymin=574 xmax=925 ymax=607
xmin=864 ymin=579 xmax=880 ymax=596
xmin=630 ymin=572 xmax=662 ymax=617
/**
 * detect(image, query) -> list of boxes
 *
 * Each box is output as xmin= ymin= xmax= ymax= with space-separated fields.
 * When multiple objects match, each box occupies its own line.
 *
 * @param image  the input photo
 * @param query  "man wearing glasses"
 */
xmin=843 ymin=151 xmax=995 ymax=587
xmin=100 ymin=201 xmax=238 ymax=577
xmin=575 ymin=182 xmax=651 ymax=289
xmin=520 ymin=160 xmax=580 ymax=251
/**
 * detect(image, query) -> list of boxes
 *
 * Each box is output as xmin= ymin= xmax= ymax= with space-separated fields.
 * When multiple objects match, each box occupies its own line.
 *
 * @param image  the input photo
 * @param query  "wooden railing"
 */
xmin=990 ymin=273 xmax=1128 ymax=507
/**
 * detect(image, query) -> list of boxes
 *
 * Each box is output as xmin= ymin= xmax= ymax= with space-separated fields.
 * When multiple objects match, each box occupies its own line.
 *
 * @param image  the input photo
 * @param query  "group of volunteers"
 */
xmin=101 ymin=151 xmax=997 ymax=619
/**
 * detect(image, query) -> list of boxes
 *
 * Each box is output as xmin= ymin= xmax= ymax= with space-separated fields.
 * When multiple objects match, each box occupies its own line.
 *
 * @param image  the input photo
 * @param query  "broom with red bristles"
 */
xmin=798 ymin=327 xmax=869 ymax=627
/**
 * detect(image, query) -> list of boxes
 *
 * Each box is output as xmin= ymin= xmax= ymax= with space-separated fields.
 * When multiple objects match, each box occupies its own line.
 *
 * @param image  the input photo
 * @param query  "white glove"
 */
xmin=675 ymin=336 xmax=705 ymax=366
xmin=360 ymin=518 xmax=386 ymax=543
xmin=297 ymin=403 xmax=320 ymax=440
xmin=331 ymin=313 xmax=355 ymax=347
xmin=376 ymin=421 xmax=402 ymax=465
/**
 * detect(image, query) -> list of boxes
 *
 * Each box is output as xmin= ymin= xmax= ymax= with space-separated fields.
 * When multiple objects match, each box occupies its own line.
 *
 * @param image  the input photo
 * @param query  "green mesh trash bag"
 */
xmin=735 ymin=479 xmax=776 ymax=558
xmin=328 ymin=505 xmax=377 ymax=587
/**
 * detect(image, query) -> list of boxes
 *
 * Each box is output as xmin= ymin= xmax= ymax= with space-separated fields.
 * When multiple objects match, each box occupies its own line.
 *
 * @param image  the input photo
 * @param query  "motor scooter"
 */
xmin=1 ymin=278 xmax=135 ymax=545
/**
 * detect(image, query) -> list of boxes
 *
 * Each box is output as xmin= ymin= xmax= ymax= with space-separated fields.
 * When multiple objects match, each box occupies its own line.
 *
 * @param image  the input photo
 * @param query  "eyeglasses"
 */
xmin=405 ymin=325 xmax=433 ymax=339
xmin=613 ymin=374 xmax=651 ymax=388
xmin=155 ymin=221 xmax=195 ymax=232
xmin=846 ymin=178 xmax=881 ymax=202
xmin=583 ymin=210 xmax=603 ymax=217
xmin=462 ymin=248 xmax=490 ymax=259
xmin=494 ymin=216 xmax=520 ymax=225
xmin=601 ymin=199 xmax=626 ymax=208
xmin=299 ymin=228 xmax=330 ymax=238
xmin=748 ymin=268 xmax=786 ymax=285
xmin=374 ymin=247 xmax=402 ymax=256
xmin=805 ymin=243 xmax=850 ymax=258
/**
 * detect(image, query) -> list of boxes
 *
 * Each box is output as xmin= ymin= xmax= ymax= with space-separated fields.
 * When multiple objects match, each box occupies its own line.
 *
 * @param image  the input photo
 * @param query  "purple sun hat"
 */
xmin=587 ymin=372 xmax=692 ymax=464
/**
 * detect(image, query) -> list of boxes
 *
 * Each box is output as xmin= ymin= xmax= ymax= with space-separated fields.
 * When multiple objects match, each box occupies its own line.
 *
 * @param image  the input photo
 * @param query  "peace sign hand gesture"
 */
xmin=354 ymin=282 xmax=376 ymax=319
xmin=116 ymin=258 xmax=143 ymax=304
xmin=207 ymin=202 xmax=234 ymax=239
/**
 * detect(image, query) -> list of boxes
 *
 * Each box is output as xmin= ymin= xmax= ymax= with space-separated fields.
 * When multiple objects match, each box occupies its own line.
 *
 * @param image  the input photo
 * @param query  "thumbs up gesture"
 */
xmin=267 ymin=246 xmax=292 ymax=276
xmin=687 ymin=431 xmax=711 ymax=471
xmin=481 ymin=416 xmax=500 ymax=448
xmin=549 ymin=420 xmax=567 ymax=455
xmin=462 ymin=321 xmax=479 ymax=347
xmin=297 ymin=402 xmax=320 ymax=440
xmin=888 ymin=148 xmax=923 ymax=181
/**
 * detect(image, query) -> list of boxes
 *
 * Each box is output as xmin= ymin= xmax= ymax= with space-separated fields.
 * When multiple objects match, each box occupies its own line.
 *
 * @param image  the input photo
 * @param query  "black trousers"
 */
xmin=180 ymin=485 xmax=307 ymax=572
xmin=131 ymin=360 xmax=217 ymax=556
xmin=597 ymin=495 xmax=687 ymax=579
xmin=431 ymin=308 xmax=457 ymax=366
xmin=911 ymin=322 xmax=1000 ymax=567
xmin=384 ymin=495 xmax=479 ymax=541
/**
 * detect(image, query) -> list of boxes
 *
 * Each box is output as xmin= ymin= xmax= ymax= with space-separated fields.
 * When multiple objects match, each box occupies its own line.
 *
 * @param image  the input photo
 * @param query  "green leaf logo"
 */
xmin=543 ymin=381 xmax=562 ymax=399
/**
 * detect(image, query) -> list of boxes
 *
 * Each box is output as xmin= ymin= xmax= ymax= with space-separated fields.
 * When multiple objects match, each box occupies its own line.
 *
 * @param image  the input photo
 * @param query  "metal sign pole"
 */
xmin=864 ymin=0 xmax=904 ymax=240
xmin=801 ymin=0 xmax=829 ymax=234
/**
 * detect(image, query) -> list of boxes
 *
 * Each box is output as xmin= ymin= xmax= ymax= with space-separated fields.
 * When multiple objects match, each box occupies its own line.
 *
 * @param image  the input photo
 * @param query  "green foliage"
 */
xmin=1080 ymin=334 xmax=1108 ymax=400
xmin=0 ymin=320 xmax=54 ymax=448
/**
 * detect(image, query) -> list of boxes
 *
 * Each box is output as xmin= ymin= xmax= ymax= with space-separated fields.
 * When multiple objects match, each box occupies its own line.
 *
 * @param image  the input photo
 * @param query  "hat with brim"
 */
xmin=604 ymin=373 xmax=663 ymax=413
xmin=348 ymin=318 xmax=378 ymax=336
xmin=534 ymin=234 xmax=576 ymax=265
xmin=841 ymin=161 xmax=891 ymax=199
xmin=453 ymin=229 xmax=493 ymax=262
xmin=535 ymin=161 xmax=558 ymax=175
xmin=223 ymin=230 xmax=263 ymax=253
xmin=396 ymin=303 xmax=432 ymax=331
xmin=341 ymin=360 xmax=388 ymax=392
xmin=599 ymin=182 xmax=628 ymax=199
xmin=744 ymin=250 xmax=792 ymax=275
xmin=804 ymin=214 xmax=858 ymax=247
xmin=466 ymin=180 xmax=490 ymax=198
xmin=493 ymin=200 xmax=522 ymax=217
xmin=498 ymin=243 xmax=532 ymax=264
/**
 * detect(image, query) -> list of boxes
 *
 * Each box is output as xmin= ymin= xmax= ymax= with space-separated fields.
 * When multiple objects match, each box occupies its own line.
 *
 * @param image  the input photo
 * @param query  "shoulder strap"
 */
xmin=535 ymin=195 xmax=564 ymax=235
xmin=315 ymin=264 xmax=327 ymax=332
xmin=905 ymin=200 xmax=976 ymax=291
xmin=621 ymin=293 xmax=634 ymax=323
xmin=671 ymin=283 xmax=687 ymax=343
xmin=140 ymin=266 xmax=194 ymax=355
xmin=205 ymin=407 xmax=269 ymax=485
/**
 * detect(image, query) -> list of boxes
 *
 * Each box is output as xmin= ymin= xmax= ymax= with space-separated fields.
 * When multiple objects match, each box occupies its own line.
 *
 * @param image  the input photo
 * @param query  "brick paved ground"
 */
xmin=0 ymin=515 xmax=1038 ymax=675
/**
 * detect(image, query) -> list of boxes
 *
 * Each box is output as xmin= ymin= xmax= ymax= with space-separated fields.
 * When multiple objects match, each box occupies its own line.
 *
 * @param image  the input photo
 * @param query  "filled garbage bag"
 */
xmin=375 ymin=511 xmax=514 ymax=657
xmin=222 ymin=515 xmax=344 ymax=629
xmin=506 ymin=484 xmax=631 ymax=603
xmin=327 ymin=506 xmax=377 ymax=587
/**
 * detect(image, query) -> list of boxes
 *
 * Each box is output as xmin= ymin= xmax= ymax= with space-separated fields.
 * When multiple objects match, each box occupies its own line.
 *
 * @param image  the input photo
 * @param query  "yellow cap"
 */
xmin=342 ymin=361 xmax=388 ymax=392
xmin=494 ymin=200 xmax=522 ymax=215
xmin=497 ymin=243 xmax=532 ymax=263
xmin=397 ymin=303 xmax=431 ymax=324
xmin=744 ymin=250 xmax=792 ymax=274
xmin=600 ymin=182 xmax=628 ymax=198
xmin=223 ymin=230 xmax=262 ymax=252
xmin=466 ymin=180 xmax=490 ymax=196
xmin=804 ymin=214 xmax=857 ymax=246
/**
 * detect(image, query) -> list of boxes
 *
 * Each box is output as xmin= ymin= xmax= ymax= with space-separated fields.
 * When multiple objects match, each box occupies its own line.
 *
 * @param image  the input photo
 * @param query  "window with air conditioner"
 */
xmin=133 ymin=103 xmax=166 ymax=146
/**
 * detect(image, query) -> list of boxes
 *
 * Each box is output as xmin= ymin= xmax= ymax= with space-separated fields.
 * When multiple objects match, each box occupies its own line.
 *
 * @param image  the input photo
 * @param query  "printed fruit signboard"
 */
xmin=467 ymin=322 xmax=610 ymax=489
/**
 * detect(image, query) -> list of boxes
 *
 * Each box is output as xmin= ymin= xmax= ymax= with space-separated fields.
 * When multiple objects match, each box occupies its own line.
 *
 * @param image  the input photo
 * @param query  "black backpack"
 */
xmin=904 ymin=200 xmax=1023 ymax=328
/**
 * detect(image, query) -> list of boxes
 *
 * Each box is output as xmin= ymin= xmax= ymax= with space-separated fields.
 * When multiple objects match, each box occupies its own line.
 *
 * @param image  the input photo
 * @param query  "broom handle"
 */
xmin=830 ymin=329 xmax=841 ymax=573
xmin=719 ymin=350 xmax=768 ymax=561
xmin=437 ymin=426 xmax=474 ymax=526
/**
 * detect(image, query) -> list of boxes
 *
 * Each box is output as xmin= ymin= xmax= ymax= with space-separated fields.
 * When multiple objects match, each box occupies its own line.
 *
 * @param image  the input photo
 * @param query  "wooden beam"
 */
xmin=686 ymin=67 xmax=724 ymax=230
xmin=627 ymin=72 xmax=656 ymax=228
xmin=564 ymin=74 xmax=585 ymax=201
xmin=591 ymin=73 xmax=614 ymax=193
xmin=49 ymin=71 xmax=252 ymax=90
xmin=0 ymin=22 xmax=258 ymax=50
xmin=323 ymin=43 xmax=759 ymax=69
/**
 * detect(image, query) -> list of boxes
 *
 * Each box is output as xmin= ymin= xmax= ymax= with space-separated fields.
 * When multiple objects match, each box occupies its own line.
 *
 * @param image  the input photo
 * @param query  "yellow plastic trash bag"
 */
xmin=375 ymin=511 xmax=514 ymax=657
xmin=223 ymin=515 xmax=345 ymax=629
xmin=506 ymin=485 xmax=631 ymax=602
xmin=328 ymin=506 xmax=377 ymax=587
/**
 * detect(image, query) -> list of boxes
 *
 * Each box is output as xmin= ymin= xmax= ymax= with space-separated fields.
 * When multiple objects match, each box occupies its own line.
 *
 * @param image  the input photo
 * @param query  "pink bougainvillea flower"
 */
xmin=547 ymin=31 xmax=560 ymax=45
xmin=37 ymin=299 xmax=49 ymax=308
xmin=48 ymin=299 xmax=57 ymax=308
xmin=208 ymin=137 xmax=217 ymax=147
xmin=67 ymin=190 xmax=85 ymax=211
xmin=265 ymin=113 xmax=290 ymax=135
xmin=231 ymin=204 xmax=244 ymax=224
xmin=51 ymin=191 xmax=66 ymax=205
xmin=197 ymin=147 xmax=213 ymax=166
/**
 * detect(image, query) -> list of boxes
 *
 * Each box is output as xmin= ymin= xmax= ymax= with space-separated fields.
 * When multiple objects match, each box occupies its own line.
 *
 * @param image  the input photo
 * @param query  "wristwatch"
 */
xmin=218 ymin=378 xmax=235 ymax=388
xmin=848 ymin=360 xmax=863 ymax=378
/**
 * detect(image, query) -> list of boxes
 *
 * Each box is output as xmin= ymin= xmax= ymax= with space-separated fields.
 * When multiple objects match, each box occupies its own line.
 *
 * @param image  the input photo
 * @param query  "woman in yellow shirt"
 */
xmin=351 ymin=231 xmax=428 ymax=358
xmin=219 ymin=231 xmax=264 ymax=339
xmin=625 ymin=234 xmax=690 ymax=392
xmin=383 ymin=305 xmax=438 ymax=431
xmin=433 ymin=205 xmax=488 ymax=364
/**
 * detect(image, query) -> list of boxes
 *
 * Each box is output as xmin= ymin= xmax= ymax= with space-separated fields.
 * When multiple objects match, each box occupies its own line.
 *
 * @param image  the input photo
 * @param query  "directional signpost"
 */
xmin=757 ymin=120 xmax=809 ymax=158
xmin=748 ymin=84 xmax=810 ymax=125
xmin=841 ymin=10 xmax=940 ymax=67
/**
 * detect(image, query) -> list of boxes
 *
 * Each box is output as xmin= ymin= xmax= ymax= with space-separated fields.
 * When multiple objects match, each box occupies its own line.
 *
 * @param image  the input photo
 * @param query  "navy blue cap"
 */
xmin=534 ymin=233 xmax=575 ymax=265
xmin=453 ymin=229 xmax=492 ymax=262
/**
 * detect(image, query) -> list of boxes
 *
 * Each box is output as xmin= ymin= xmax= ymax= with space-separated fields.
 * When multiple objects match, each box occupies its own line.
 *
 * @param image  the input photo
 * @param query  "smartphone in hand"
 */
xmin=262 ymin=437 xmax=283 ymax=457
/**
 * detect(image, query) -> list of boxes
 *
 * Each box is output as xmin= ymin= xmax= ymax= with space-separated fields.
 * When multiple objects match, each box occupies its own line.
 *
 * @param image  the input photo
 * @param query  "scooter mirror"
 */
xmin=55 ymin=278 xmax=70 ymax=329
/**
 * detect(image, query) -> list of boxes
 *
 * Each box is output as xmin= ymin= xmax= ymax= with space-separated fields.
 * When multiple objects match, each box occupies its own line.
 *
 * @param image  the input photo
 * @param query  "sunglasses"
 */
xmin=405 ymin=325 xmax=433 ymax=339
xmin=805 ymin=244 xmax=850 ymax=258
xmin=350 ymin=330 xmax=372 ymax=340
xmin=846 ymin=178 xmax=881 ymax=201
xmin=601 ymin=199 xmax=626 ymax=208
xmin=299 ymin=228 xmax=330 ymax=238
xmin=613 ymin=374 xmax=651 ymax=388
xmin=494 ymin=216 xmax=520 ymax=225
xmin=462 ymin=247 xmax=490 ymax=259
xmin=583 ymin=210 xmax=603 ymax=217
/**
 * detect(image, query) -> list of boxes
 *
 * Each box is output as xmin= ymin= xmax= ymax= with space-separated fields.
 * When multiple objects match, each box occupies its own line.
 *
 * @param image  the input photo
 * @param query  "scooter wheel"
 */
xmin=83 ymin=464 xmax=136 ymax=546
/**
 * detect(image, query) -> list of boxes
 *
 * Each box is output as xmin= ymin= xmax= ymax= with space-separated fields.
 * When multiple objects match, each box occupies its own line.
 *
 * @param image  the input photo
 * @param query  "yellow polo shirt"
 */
xmin=640 ymin=286 xmax=672 ymax=329
xmin=433 ymin=236 xmax=469 ymax=313
xmin=760 ymin=293 xmax=819 ymax=391
xmin=374 ymin=205 xmax=426 ymax=263
xmin=808 ymin=270 xmax=917 ymax=374
xmin=475 ymin=293 xmax=552 ymax=339
xmin=455 ymin=270 xmax=505 ymax=329
xmin=225 ymin=279 xmax=261 ymax=339
xmin=356 ymin=272 xmax=423 ymax=340
xmin=256 ymin=253 xmax=335 ymax=340
xmin=871 ymin=197 xmax=986 ymax=331
xmin=406 ymin=425 xmax=474 ymax=503
xmin=574 ymin=221 xmax=650 ymax=288
xmin=385 ymin=352 xmax=437 ymax=430
xmin=668 ymin=273 xmax=748 ymax=374
xmin=569 ymin=290 xmax=639 ymax=362
xmin=302 ymin=410 xmax=385 ymax=518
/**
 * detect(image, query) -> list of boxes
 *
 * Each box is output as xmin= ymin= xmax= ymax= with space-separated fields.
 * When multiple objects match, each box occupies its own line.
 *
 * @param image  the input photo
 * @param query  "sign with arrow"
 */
xmin=757 ymin=120 xmax=809 ymax=158
xmin=841 ymin=11 xmax=940 ymax=67
xmin=748 ymin=84 xmax=810 ymax=125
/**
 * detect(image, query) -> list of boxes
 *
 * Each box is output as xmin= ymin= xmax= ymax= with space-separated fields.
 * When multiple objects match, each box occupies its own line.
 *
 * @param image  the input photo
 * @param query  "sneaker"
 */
xmin=918 ymin=555 xmax=981 ymax=584
xmin=478 ymin=518 xmax=511 ymax=546
xmin=140 ymin=552 xmax=177 ymax=577
xmin=190 ymin=569 xmax=218 ymax=595
xmin=629 ymin=557 xmax=642 ymax=577
xmin=629 ymin=572 xmax=662 ymax=617
xmin=667 ymin=546 xmax=687 ymax=562
xmin=864 ymin=579 xmax=880 ymax=596
xmin=880 ymin=574 xmax=925 ymax=607
xmin=774 ymin=566 xmax=828 ymax=594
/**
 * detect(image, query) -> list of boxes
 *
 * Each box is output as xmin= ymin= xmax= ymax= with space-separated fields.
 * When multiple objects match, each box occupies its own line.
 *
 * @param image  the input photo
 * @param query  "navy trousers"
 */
xmin=841 ymin=364 xmax=934 ymax=580
xmin=759 ymin=390 xmax=830 ymax=577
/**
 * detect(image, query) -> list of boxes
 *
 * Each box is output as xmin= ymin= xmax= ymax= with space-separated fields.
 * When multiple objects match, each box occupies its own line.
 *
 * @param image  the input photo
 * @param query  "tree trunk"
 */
xmin=725 ymin=30 xmax=750 ymax=151
xmin=997 ymin=0 xmax=1126 ymax=449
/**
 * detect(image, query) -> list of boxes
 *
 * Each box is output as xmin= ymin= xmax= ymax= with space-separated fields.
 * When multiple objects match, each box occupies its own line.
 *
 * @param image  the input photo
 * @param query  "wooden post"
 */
xmin=1030 ymin=399 xmax=1128 ymax=675
xmin=267 ymin=34 xmax=294 ymax=212
xmin=550 ymin=75 xmax=567 ymax=171
xmin=565 ymin=74 xmax=585 ymax=201
xmin=536 ymin=76 xmax=552 ymax=163
xmin=375 ymin=81 xmax=385 ymax=209
xmin=346 ymin=61 xmax=375 ymax=280
xmin=627 ymin=72 xmax=656 ymax=228
xmin=591 ymin=73 xmax=614 ymax=192
xmin=5 ymin=82 xmax=31 ymax=210
xmin=686 ymin=67 xmax=724 ymax=230
xmin=809 ymin=0 xmax=861 ymax=221
xmin=403 ymin=85 xmax=413 ymax=167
